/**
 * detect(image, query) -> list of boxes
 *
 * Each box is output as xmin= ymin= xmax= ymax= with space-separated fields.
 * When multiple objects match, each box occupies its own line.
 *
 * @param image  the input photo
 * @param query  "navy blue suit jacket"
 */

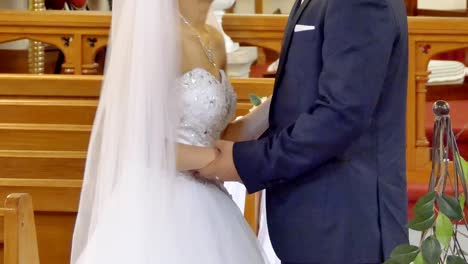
xmin=233 ymin=0 xmax=409 ymax=263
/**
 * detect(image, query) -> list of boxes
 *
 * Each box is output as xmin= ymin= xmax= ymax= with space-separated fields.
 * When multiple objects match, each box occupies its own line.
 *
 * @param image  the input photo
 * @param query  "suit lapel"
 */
xmin=289 ymin=0 xmax=303 ymax=18
xmin=274 ymin=0 xmax=312 ymax=87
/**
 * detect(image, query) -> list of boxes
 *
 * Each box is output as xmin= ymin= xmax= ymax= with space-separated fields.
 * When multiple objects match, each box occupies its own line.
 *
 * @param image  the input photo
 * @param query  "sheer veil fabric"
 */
xmin=70 ymin=0 xmax=180 ymax=263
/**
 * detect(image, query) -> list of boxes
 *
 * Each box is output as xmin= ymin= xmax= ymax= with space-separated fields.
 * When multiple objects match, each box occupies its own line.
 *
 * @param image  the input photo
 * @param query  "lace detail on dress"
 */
xmin=176 ymin=68 xmax=237 ymax=194
xmin=177 ymin=68 xmax=236 ymax=147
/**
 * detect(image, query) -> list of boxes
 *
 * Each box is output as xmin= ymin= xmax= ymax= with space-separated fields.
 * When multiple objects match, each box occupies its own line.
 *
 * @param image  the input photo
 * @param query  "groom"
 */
xmin=199 ymin=0 xmax=409 ymax=263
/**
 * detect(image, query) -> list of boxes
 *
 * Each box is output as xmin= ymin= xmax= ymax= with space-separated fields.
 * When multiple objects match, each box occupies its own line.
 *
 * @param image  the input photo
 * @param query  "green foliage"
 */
xmin=385 ymin=244 xmax=420 ymax=264
xmin=459 ymin=194 xmax=466 ymax=213
xmin=413 ymin=191 xmax=436 ymax=217
xmin=421 ymin=236 xmax=442 ymax=264
xmin=248 ymin=93 xmax=262 ymax=106
xmin=447 ymin=255 xmax=468 ymax=264
xmin=413 ymin=252 xmax=426 ymax=264
xmin=435 ymin=213 xmax=453 ymax=249
xmin=437 ymin=194 xmax=464 ymax=220
xmin=455 ymin=153 xmax=468 ymax=185
xmin=385 ymin=153 xmax=468 ymax=264
xmin=408 ymin=213 xmax=436 ymax=231
xmin=409 ymin=191 xmax=437 ymax=231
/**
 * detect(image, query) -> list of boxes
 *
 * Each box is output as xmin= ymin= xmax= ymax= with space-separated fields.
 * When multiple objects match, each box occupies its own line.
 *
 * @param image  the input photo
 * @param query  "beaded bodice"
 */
xmin=176 ymin=68 xmax=237 ymax=147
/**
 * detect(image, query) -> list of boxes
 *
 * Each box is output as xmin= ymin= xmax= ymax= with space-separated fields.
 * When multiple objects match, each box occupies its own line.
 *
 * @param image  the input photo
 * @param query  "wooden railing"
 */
xmin=0 ymin=11 xmax=288 ymax=71
xmin=0 ymin=11 xmax=109 ymax=75
xmin=406 ymin=17 xmax=468 ymax=182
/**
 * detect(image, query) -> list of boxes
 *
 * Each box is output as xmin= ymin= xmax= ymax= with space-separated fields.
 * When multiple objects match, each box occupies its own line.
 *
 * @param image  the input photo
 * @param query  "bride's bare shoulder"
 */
xmin=205 ymin=25 xmax=226 ymax=53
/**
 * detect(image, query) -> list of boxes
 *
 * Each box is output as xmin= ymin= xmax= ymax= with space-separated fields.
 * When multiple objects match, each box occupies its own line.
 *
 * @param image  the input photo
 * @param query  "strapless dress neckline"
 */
xmin=180 ymin=67 xmax=225 ymax=84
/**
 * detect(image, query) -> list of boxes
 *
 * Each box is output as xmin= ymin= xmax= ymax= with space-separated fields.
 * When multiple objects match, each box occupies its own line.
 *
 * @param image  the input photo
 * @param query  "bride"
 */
xmin=70 ymin=0 xmax=271 ymax=263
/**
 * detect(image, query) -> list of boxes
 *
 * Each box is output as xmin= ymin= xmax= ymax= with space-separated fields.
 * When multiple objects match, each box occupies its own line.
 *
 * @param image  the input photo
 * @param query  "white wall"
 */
xmin=0 ymin=0 xmax=27 ymax=10
xmin=418 ymin=0 xmax=466 ymax=10
xmin=0 ymin=0 xmax=28 ymax=50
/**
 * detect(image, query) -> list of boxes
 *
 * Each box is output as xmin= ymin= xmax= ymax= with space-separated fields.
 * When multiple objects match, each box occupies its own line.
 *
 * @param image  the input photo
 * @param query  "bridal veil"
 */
xmin=71 ymin=0 xmax=179 ymax=262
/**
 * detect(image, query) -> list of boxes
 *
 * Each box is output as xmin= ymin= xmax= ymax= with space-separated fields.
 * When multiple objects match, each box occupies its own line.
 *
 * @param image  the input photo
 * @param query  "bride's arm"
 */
xmin=176 ymin=144 xmax=219 ymax=171
xmin=222 ymin=97 xmax=271 ymax=142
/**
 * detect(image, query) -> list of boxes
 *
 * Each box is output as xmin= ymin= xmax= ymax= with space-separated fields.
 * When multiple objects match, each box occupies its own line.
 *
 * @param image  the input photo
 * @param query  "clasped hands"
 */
xmin=195 ymin=140 xmax=242 ymax=183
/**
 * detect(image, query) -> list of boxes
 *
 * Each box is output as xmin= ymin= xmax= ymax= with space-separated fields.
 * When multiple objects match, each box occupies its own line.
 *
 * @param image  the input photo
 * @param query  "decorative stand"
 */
xmin=430 ymin=100 xmax=467 ymax=198
xmin=28 ymin=0 xmax=46 ymax=74
xmin=387 ymin=100 xmax=468 ymax=263
xmin=422 ymin=101 xmax=468 ymax=262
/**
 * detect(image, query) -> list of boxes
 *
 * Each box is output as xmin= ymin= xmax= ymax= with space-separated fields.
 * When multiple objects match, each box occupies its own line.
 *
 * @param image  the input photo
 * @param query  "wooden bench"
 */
xmin=0 ymin=73 xmax=273 ymax=264
xmin=0 ymin=193 xmax=40 ymax=264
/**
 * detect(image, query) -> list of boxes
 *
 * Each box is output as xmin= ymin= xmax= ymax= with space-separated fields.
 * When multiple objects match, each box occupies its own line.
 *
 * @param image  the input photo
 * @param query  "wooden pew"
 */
xmin=0 ymin=73 xmax=273 ymax=264
xmin=0 ymin=193 xmax=40 ymax=264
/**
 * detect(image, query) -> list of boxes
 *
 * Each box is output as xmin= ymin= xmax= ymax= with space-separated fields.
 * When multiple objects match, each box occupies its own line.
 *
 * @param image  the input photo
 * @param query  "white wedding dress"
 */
xmin=71 ymin=0 xmax=268 ymax=262
xmin=172 ymin=68 xmax=267 ymax=263
xmin=73 ymin=68 xmax=267 ymax=264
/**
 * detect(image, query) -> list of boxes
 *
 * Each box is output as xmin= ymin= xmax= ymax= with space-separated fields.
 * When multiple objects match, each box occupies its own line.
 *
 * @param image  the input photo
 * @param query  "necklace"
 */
xmin=178 ymin=13 xmax=218 ymax=69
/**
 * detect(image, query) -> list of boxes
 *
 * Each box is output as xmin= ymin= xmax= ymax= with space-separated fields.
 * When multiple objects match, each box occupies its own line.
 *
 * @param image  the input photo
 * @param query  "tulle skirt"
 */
xmin=74 ymin=172 xmax=267 ymax=264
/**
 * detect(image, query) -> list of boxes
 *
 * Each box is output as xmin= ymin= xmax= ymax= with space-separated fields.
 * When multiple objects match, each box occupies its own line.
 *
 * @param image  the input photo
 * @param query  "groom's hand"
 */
xmin=197 ymin=140 xmax=242 ymax=183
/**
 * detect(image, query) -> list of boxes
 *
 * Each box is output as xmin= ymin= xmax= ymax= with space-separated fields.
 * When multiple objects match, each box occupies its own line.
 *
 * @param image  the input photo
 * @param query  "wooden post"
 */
xmin=255 ymin=0 xmax=263 ymax=14
xmin=415 ymin=71 xmax=430 ymax=149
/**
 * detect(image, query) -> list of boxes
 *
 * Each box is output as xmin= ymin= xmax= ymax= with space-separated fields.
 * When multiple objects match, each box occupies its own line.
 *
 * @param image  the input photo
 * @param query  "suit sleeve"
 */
xmin=233 ymin=0 xmax=399 ymax=193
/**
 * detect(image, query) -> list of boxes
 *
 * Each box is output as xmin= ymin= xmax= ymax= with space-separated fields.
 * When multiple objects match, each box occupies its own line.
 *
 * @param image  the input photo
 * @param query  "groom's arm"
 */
xmin=233 ymin=0 xmax=401 ymax=193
